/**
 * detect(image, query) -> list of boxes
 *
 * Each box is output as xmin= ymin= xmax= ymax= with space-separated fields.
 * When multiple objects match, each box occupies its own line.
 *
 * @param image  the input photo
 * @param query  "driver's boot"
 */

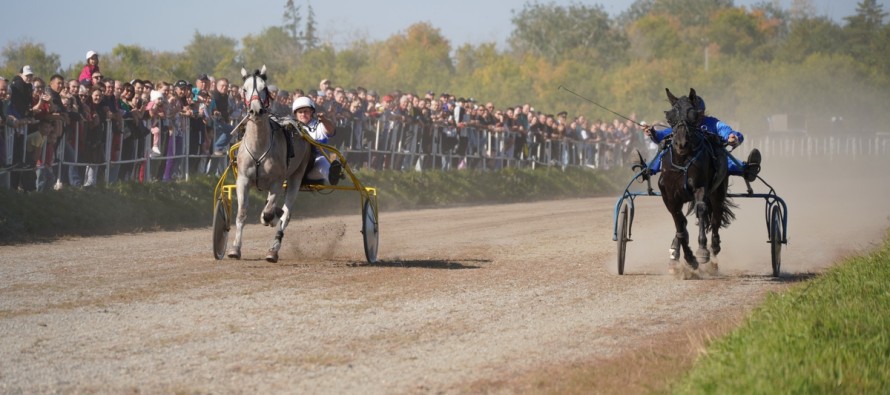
xmin=329 ymin=160 xmax=343 ymax=186
xmin=631 ymin=149 xmax=650 ymax=181
xmin=743 ymin=148 xmax=761 ymax=182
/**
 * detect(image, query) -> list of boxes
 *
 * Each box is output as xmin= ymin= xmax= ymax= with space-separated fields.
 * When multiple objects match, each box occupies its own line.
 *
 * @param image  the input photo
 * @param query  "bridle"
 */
xmin=666 ymin=120 xmax=705 ymax=172
xmin=243 ymin=73 xmax=271 ymax=113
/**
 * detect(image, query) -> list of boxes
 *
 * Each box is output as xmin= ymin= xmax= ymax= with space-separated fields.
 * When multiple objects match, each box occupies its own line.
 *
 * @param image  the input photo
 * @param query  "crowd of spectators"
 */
xmin=0 ymin=50 xmax=651 ymax=192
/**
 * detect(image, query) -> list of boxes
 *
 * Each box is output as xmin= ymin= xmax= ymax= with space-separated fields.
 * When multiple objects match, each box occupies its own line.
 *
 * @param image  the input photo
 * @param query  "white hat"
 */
xmin=86 ymin=50 xmax=97 ymax=60
xmin=292 ymin=96 xmax=315 ymax=113
xmin=22 ymin=65 xmax=33 ymax=76
xmin=150 ymin=90 xmax=164 ymax=102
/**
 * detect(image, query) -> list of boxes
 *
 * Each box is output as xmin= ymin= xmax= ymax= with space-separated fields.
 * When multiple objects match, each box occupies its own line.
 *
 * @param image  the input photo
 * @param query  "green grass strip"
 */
xmin=672 ymin=235 xmax=890 ymax=394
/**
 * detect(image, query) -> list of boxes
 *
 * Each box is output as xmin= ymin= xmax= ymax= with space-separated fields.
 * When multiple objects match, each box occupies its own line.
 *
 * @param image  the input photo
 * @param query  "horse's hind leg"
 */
xmin=693 ymin=191 xmax=711 ymax=265
xmin=709 ymin=204 xmax=722 ymax=259
xmin=709 ymin=185 xmax=728 ymax=258
xmin=261 ymin=186 xmax=284 ymax=227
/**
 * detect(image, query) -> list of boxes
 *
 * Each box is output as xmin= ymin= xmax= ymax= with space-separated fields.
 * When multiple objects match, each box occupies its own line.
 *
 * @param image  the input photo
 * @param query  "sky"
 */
xmin=1 ymin=0 xmax=872 ymax=70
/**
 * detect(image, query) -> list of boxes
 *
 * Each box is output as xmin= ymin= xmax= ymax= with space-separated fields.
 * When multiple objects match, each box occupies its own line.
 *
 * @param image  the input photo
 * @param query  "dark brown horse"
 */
xmin=658 ymin=88 xmax=734 ymax=270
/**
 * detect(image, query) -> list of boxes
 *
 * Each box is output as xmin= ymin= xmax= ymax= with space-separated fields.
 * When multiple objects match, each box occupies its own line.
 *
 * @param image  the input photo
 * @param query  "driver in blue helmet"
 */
xmin=633 ymin=96 xmax=761 ymax=182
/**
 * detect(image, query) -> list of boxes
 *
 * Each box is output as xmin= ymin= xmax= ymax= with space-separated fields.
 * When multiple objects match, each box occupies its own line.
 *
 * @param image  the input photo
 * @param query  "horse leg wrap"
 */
xmin=270 ymin=230 xmax=284 ymax=254
xmin=670 ymin=232 xmax=687 ymax=261
xmin=676 ymin=232 xmax=688 ymax=242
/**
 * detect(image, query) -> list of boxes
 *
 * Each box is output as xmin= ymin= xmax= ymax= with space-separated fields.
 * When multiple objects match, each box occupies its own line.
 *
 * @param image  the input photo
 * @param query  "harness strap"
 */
xmin=240 ymin=117 xmax=276 ymax=191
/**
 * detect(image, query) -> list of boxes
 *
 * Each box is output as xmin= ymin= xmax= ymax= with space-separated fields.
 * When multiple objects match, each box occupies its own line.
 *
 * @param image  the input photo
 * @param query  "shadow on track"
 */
xmin=355 ymin=258 xmax=491 ymax=270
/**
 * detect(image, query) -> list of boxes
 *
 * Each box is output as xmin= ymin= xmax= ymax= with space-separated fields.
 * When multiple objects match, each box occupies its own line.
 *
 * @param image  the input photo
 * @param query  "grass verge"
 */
xmin=669 ymin=233 xmax=890 ymax=394
xmin=0 ymin=167 xmax=626 ymax=244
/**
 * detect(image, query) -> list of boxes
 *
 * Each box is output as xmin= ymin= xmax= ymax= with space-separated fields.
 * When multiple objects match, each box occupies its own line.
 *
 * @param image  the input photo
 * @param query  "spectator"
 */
xmin=228 ymin=83 xmax=244 ymax=121
xmin=194 ymin=90 xmax=213 ymax=156
xmin=145 ymin=89 xmax=166 ymax=157
xmin=118 ymin=82 xmax=147 ymax=181
xmin=184 ymin=80 xmax=208 ymax=171
xmin=29 ymin=77 xmax=51 ymax=121
xmin=192 ymin=74 xmax=210 ymax=100
xmin=78 ymin=86 xmax=99 ymax=187
xmin=162 ymin=80 xmax=191 ymax=182
xmin=209 ymin=78 xmax=232 ymax=156
xmin=89 ymin=71 xmax=103 ymax=88
xmin=78 ymin=51 xmax=100 ymax=86
xmin=344 ymin=88 xmax=366 ymax=150
xmin=58 ymin=79 xmax=86 ymax=187
xmin=27 ymin=121 xmax=62 ymax=191
xmin=101 ymin=79 xmax=124 ymax=182
xmin=271 ymin=88 xmax=290 ymax=117
xmin=132 ymin=79 xmax=146 ymax=103
xmin=7 ymin=67 xmax=36 ymax=191
xmin=318 ymin=78 xmax=331 ymax=96
xmin=8 ymin=65 xmax=34 ymax=122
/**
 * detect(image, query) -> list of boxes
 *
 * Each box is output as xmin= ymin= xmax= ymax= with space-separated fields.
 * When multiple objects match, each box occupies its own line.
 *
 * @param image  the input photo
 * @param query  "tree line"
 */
xmin=3 ymin=0 xmax=888 ymax=135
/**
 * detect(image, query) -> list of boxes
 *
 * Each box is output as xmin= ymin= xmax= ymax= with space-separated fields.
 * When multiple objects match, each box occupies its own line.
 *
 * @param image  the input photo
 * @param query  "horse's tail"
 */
xmin=710 ymin=178 xmax=737 ymax=231
xmin=717 ymin=195 xmax=737 ymax=229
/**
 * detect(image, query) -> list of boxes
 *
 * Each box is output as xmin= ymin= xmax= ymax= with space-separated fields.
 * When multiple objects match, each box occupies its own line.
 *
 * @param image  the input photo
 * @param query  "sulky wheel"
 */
xmin=212 ymin=198 xmax=230 ymax=260
xmin=362 ymin=198 xmax=379 ymax=264
xmin=769 ymin=204 xmax=783 ymax=277
xmin=616 ymin=202 xmax=630 ymax=275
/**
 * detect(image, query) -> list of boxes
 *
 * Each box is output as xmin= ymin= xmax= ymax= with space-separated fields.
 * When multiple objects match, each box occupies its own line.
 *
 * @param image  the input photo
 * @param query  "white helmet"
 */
xmin=292 ymin=96 xmax=315 ymax=113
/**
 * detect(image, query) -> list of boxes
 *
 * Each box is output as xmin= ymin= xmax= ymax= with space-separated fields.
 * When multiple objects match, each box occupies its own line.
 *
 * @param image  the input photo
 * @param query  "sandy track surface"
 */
xmin=1 ymin=160 xmax=888 ymax=394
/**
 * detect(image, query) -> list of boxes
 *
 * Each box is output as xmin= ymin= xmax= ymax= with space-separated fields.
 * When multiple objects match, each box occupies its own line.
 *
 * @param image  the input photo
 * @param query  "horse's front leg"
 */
xmin=227 ymin=176 xmax=250 ymax=259
xmin=266 ymin=177 xmax=301 ymax=263
xmin=666 ymin=203 xmax=695 ymax=266
xmin=693 ymin=188 xmax=711 ymax=265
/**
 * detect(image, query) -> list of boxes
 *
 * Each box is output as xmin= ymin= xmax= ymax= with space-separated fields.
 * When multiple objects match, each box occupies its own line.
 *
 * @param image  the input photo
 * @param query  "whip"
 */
xmin=558 ymin=85 xmax=645 ymax=128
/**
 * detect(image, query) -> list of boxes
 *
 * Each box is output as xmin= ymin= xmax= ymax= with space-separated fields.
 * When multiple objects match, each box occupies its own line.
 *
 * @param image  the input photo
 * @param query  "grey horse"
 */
xmin=226 ymin=65 xmax=311 ymax=262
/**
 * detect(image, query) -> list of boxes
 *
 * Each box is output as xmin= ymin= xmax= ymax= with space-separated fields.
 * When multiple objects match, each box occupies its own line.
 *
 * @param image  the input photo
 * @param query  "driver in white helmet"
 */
xmin=290 ymin=96 xmax=342 ymax=185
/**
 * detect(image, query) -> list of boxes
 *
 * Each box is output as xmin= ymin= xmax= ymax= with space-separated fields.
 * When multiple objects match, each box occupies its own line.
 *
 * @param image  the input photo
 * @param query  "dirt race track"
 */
xmin=2 ymin=159 xmax=889 ymax=394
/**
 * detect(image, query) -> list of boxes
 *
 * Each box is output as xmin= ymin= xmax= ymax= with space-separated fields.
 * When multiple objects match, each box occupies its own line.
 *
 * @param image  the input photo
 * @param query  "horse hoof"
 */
xmin=669 ymin=248 xmax=679 ymax=261
xmin=265 ymin=250 xmax=279 ymax=263
xmin=227 ymin=249 xmax=241 ymax=260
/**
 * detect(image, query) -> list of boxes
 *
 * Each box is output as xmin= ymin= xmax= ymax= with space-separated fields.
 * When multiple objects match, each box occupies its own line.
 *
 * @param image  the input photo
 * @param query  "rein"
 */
xmin=664 ymin=120 xmax=706 ymax=193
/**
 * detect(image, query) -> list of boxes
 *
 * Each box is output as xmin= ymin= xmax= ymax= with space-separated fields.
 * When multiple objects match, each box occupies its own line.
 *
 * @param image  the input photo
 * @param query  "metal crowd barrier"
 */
xmin=3 ymin=116 xmax=888 ymax=191
xmin=330 ymin=115 xmax=609 ymax=172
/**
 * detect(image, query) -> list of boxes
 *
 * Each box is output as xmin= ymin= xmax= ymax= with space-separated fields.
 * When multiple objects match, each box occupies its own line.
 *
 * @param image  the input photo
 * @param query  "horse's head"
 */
xmin=241 ymin=65 xmax=270 ymax=116
xmin=665 ymin=88 xmax=705 ymax=156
